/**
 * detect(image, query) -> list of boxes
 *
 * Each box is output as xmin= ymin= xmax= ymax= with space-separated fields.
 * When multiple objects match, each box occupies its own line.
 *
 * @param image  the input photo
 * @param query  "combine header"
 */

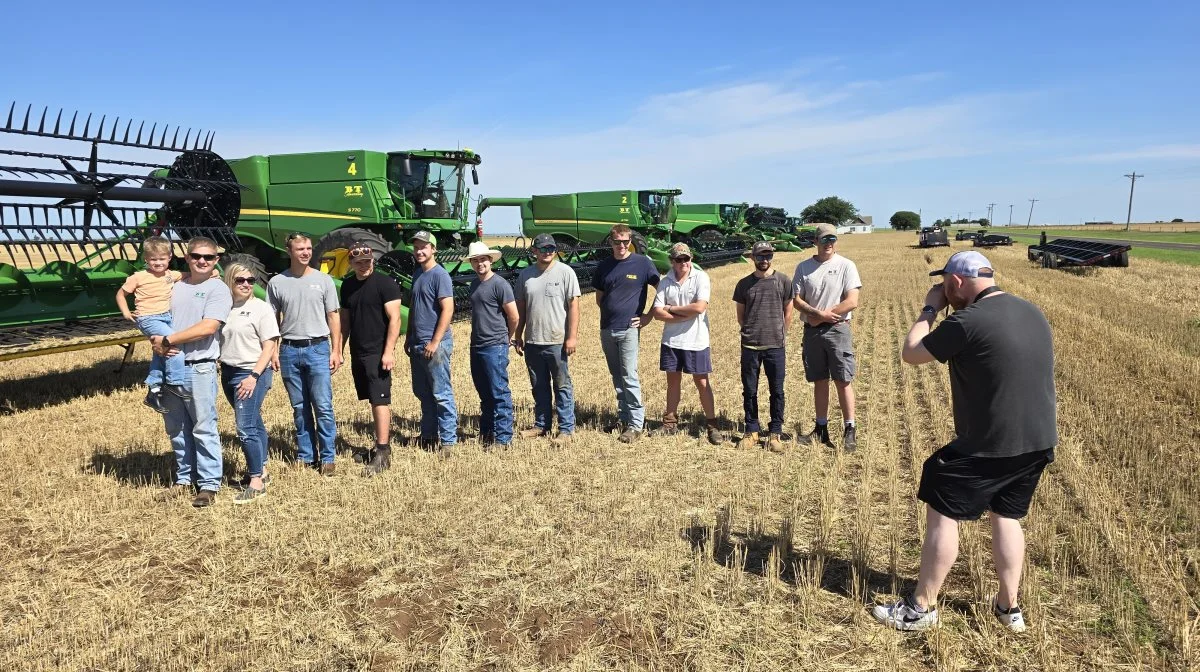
xmin=1027 ymin=231 xmax=1130 ymax=268
xmin=743 ymin=206 xmax=813 ymax=251
xmin=673 ymin=202 xmax=752 ymax=266
xmin=0 ymin=103 xmax=242 ymax=363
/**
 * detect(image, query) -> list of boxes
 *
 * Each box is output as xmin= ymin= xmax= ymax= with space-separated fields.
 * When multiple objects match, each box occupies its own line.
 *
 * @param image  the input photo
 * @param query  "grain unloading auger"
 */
xmin=0 ymin=103 xmax=242 ymax=363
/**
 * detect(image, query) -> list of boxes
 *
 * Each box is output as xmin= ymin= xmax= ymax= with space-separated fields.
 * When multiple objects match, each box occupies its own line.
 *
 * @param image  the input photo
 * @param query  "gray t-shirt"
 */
xmin=516 ymin=261 xmax=581 ymax=345
xmin=170 ymin=277 xmax=232 ymax=361
xmin=469 ymin=274 xmax=516 ymax=348
xmin=922 ymin=293 xmax=1057 ymax=458
xmin=267 ymin=269 xmax=339 ymax=340
xmin=219 ymin=297 xmax=280 ymax=368
xmin=792 ymin=254 xmax=862 ymax=323
xmin=408 ymin=265 xmax=454 ymax=346
xmin=732 ymin=271 xmax=792 ymax=349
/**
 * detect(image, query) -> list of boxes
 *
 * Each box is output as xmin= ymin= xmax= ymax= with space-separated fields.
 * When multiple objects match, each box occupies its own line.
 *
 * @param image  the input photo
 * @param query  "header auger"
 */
xmin=0 ymin=103 xmax=242 ymax=362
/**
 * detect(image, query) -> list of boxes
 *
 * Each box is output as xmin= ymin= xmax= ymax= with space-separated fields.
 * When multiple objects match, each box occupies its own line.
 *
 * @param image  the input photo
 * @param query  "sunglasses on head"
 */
xmin=820 ymin=236 xmax=837 ymax=243
xmin=233 ymin=276 xmax=255 ymax=285
xmin=349 ymin=247 xmax=373 ymax=258
xmin=671 ymin=256 xmax=691 ymax=263
xmin=189 ymin=253 xmax=217 ymax=261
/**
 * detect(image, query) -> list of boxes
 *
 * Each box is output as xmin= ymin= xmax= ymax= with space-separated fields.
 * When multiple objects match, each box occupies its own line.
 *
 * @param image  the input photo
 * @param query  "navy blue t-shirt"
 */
xmin=593 ymin=254 xmax=660 ymax=330
xmin=408 ymin=265 xmax=454 ymax=345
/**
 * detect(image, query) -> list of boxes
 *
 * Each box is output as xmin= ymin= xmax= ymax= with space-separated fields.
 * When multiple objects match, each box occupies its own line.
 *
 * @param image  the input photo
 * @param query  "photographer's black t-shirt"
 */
xmin=922 ymin=293 xmax=1057 ymax=458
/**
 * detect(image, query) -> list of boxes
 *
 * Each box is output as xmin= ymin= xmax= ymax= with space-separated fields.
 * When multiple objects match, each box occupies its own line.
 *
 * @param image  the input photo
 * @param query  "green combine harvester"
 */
xmin=743 ymin=206 xmax=814 ymax=251
xmin=673 ymin=202 xmax=753 ymax=266
xmin=476 ymin=189 xmax=681 ymax=275
xmin=0 ymin=102 xmax=497 ymax=363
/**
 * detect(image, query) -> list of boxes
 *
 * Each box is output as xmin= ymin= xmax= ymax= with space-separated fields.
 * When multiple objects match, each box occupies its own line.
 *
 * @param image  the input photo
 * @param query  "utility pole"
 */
xmin=987 ymin=203 xmax=996 ymax=227
xmin=968 ymin=211 xmax=973 ymax=223
xmin=1124 ymin=171 xmax=1143 ymax=231
xmin=1008 ymin=204 xmax=1014 ymax=226
xmin=1026 ymin=199 xmax=1038 ymax=227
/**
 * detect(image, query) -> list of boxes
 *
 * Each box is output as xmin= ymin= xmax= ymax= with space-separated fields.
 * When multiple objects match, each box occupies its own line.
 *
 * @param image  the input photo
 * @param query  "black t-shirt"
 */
xmin=340 ymin=272 xmax=403 ymax=357
xmin=593 ymin=254 xmax=660 ymax=330
xmin=732 ymin=271 xmax=792 ymax=349
xmin=923 ymin=293 xmax=1057 ymax=458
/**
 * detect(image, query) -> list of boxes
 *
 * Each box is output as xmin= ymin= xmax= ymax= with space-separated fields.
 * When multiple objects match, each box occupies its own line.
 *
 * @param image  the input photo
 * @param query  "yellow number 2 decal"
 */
xmin=621 ymin=195 xmax=628 ymax=204
xmin=347 ymin=162 xmax=358 ymax=176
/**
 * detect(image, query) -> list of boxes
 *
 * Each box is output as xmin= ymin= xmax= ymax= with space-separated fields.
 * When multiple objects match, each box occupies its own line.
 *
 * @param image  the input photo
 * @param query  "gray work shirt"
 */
xmin=170 ymin=277 xmax=232 ymax=361
xmin=516 ymin=261 xmax=581 ymax=345
xmin=267 ymin=269 xmax=339 ymax=340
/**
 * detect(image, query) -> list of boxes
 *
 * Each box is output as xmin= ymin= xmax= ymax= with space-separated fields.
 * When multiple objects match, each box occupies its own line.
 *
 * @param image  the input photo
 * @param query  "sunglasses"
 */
xmin=754 ymin=253 xmax=774 ymax=261
xmin=233 ymin=276 xmax=255 ymax=285
xmin=349 ymin=247 xmax=373 ymax=258
xmin=819 ymin=236 xmax=837 ymax=244
xmin=611 ymin=239 xmax=632 ymax=246
xmin=536 ymin=246 xmax=558 ymax=253
xmin=189 ymin=253 xmax=217 ymax=262
xmin=671 ymin=256 xmax=691 ymax=263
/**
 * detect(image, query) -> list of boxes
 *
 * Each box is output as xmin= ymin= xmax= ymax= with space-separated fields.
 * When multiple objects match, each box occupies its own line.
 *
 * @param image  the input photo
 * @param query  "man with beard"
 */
xmin=732 ymin=241 xmax=794 ymax=452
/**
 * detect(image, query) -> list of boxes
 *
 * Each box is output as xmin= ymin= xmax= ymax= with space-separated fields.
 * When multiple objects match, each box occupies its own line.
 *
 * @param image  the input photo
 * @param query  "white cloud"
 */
xmin=1054 ymin=144 xmax=1200 ymax=163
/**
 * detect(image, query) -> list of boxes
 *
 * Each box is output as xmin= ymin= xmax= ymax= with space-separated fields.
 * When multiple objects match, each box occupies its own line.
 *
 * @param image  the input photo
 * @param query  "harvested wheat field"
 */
xmin=1 ymin=231 xmax=1198 ymax=671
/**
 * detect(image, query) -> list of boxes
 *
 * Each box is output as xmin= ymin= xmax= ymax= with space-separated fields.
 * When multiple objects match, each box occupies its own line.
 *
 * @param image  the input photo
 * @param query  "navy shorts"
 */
xmin=918 ymin=446 xmax=1055 ymax=520
xmin=351 ymin=354 xmax=392 ymax=406
xmin=659 ymin=345 xmax=712 ymax=374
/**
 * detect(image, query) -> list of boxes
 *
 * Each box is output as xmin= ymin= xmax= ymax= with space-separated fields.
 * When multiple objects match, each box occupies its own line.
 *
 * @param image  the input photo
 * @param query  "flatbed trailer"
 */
xmin=1027 ymin=234 xmax=1131 ymax=268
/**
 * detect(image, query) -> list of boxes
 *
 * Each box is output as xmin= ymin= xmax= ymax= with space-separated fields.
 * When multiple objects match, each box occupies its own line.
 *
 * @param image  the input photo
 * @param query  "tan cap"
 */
xmin=815 ymin=223 xmax=838 ymax=239
xmin=669 ymin=242 xmax=692 ymax=258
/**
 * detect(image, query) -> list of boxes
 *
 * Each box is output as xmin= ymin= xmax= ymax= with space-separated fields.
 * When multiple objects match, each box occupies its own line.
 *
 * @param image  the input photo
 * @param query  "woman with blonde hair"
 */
xmin=218 ymin=263 xmax=279 ymax=503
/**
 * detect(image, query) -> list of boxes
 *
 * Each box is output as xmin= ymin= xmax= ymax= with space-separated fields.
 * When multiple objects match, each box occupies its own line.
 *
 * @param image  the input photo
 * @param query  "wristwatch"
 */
xmin=249 ymin=370 xmax=261 ymax=380
xmin=161 ymin=335 xmax=172 ymax=348
xmin=920 ymin=305 xmax=938 ymax=316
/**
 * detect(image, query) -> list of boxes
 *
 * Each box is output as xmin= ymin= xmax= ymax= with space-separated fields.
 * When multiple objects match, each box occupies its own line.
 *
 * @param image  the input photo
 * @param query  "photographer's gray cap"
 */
xmin=930 ymin=250 xmax=994 ymax=278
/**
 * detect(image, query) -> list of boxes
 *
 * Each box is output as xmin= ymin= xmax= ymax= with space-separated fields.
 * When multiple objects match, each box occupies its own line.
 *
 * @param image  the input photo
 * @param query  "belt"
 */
xmin=282 ymin=336 xmax=329 ymax=347
xmin=804 ymin=322 xmax=847 ymax=330
xmin=184 ymin=358 xmax=217 ymax=366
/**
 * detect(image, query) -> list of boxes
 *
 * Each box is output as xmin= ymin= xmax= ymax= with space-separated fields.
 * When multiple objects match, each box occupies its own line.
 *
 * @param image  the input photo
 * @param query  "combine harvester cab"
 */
xmin=476 ymin=188 xmax=681 ymax=284
xmin=0 ymin=103 xmax=242 ymax=364
xmin=673 ymin=202 xmax=752 ymax=266
xmin=225 ymin=147 xmax=488 ymax=324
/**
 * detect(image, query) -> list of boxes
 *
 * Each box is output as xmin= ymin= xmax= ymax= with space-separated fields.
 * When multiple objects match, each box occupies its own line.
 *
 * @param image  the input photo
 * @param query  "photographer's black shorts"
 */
xmin=918 ymin=446 xmax=1054 ymax=520
xmin=351 ymin=354 xmax=392 ymax=406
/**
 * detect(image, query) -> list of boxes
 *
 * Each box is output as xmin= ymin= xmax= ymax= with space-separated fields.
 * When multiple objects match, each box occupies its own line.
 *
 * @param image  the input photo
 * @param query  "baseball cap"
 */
xmin=410 ymin=230 xmax=435 ymax=246
xmin=815 ymin=223 xmax=838 ymax=240
xmin=751 ymin=241 xmax=775 ymax=256
xmin=669 ymin=242 xmax=692 ymax=259
xmin=929 ymin=250 xmax=995 ymax=278
xmin=532 ymin=233 xmax=557 ymax=249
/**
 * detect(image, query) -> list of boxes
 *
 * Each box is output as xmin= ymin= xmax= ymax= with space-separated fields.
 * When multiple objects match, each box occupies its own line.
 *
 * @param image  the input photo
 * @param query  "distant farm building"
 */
xmin=839 ymin=215 xmax=874 ymax=234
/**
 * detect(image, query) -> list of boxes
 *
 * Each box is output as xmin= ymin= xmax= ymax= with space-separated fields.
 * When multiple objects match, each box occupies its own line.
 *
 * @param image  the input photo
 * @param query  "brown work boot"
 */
xmin=618 ymin=429 xmax=642 ymax=444
xmin=551 ymin=432 xmax=574 ymax=448
xmin=191 ymin=490 xmax=217 ymax=508
xmin=320 ymin=462 xmax=336 ymax=478
xmin=363 ymin=445 xmax=391 ymax=476
xmin=765 ymin=433 xmax=786 ymax=453
xmin=736 ymin=431 xmax=760 ymax=450
xmin=654 ymin=413 xmax=679 ymax=437
xmin=519 ymin=427 xmax=549 ymax=439
xmin=153 ymin=484 xmax=191 ymax=503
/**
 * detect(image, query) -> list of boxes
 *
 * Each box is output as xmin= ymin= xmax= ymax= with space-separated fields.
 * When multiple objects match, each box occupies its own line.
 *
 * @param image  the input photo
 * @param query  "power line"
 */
xmin=1026 ymin=199 xmax=1038 ymax=227
xmin=1123 ymin=171 xmax=1143 ymax=231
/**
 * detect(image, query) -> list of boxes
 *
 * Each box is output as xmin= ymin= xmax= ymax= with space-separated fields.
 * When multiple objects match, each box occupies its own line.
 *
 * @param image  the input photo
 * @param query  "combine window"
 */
xmin=387 ymin=157 xmax=465 ymax=220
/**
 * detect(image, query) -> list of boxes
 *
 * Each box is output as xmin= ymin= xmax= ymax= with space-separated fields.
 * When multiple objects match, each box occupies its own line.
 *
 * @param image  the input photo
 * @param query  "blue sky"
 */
xmin=3 ymin=0 xmax=1197 ymax=232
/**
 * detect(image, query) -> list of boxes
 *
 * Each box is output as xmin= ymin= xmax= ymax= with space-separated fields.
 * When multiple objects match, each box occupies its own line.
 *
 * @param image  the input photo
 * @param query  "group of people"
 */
xmin=119 ymin=222 xmax=1058 ymax=635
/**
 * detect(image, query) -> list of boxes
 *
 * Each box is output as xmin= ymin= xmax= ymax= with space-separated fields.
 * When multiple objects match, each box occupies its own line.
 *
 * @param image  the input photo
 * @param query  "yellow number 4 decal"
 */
xmin=347 ymin=162 xmax=358 ymax=176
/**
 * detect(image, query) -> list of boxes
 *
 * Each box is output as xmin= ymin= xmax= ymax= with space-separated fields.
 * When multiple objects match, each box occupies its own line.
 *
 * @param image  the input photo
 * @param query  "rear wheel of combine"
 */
xmin=220 ymin=252 xmax=269 ymax=289
xmin=310 ymin=228 xmax=391 ymax=279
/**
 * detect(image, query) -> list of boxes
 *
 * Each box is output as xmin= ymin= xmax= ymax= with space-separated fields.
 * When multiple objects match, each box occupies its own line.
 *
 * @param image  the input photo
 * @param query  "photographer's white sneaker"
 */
xmin=992 ymin=596 xmax=1027 ymax=633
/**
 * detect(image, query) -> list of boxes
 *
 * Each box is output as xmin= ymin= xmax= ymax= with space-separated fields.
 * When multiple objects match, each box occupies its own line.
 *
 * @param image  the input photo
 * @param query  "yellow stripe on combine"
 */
xmin=241 ymin=208 xmax=360 ymax=221
xmin=532 ymin=219 xmax=630 ymax=226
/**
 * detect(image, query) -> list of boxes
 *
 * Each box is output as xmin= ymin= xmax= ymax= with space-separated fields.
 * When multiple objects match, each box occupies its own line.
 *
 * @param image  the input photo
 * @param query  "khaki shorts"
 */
xmin=801 ymin=322 xmax=856 ymax=382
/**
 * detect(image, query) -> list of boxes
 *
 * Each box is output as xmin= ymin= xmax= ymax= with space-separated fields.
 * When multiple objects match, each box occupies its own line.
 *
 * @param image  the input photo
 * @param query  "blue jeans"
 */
xmin=409 ymin=341 xmax=458 ymax=444
xmin=524 ymin=343 xmax=575 ymax=434
xmin=600 ymin=328 xmax=645 ymax=431
xmin=137 ymin=313 xmax=185 ymax=388
xmin=161 ymin=361 xmax=222 ymax=491
xmin=470 ymin=345 xmax=514 ymax=445
xmin=220 ymin=365 xmax=273 ymax=477
xmin=279 ymin=340 xmax=336 ymax=464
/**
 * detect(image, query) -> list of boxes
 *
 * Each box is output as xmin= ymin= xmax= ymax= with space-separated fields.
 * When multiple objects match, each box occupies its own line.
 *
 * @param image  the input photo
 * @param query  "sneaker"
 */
xmin=236 ymin=473 xmax=271 ymax=488
xmin=706 ymin=425 xmax=726 ymax=445
xmin=735 ymin=431 xmax=760 ymax=450
xmin=143 ymin=390 xmax=168 ymax=414
xmin=233 ymin=486 xmax=267 ymax=505
xmin=871 ymin=596 xmax=939 ymax=631
xmin=618 ymin=429 xmax=642 ymax=444
xmin=192 ymin=490 xmax=217 ymax=508
xmin=519 ymin=427 xmax=549 ymax=439
xmin=153 ymin=484 xmax=191 ymax=502
xmin=800 ymin=423 xmax=833 ymax=448
xmin=319 ymin=462 xmax=336 ymax=478
xmin=992 ymin=597 xmax=1027 ymax=633
xmin=551 ymin=432 xmax=574 ymax=448
xmin=843 ymin=424 xmax=857 ymax=452
xmin=765 ymin=433 xmax=786 ymax=453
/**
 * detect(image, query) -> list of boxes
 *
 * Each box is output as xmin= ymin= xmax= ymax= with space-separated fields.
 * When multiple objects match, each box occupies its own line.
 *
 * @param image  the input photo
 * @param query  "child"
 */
xmin=116 ymin=236 xmax=185 ymax=413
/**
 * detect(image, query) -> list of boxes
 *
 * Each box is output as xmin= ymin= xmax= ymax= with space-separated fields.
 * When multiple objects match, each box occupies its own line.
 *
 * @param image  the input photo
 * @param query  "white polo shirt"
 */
xmin=653 ymin=267 xmax=711 ymax=351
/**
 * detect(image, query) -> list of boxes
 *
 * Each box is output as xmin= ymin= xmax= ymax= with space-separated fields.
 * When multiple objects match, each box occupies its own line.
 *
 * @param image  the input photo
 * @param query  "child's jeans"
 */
xmin=136 ymin=312 xmax=185 ymax=388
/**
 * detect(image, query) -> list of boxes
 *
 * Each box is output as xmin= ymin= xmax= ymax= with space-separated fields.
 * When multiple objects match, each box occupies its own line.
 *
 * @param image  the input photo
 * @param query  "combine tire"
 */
xmin=220 ymin=252 xmax=269 ymax=289
xmin=310 ymin=228 xmax=392 ymax=278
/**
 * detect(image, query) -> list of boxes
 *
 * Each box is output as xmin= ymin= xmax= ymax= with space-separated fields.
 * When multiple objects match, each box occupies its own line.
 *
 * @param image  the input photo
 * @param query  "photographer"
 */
xmin=872 ymin=251 xmax=1057 ymax=633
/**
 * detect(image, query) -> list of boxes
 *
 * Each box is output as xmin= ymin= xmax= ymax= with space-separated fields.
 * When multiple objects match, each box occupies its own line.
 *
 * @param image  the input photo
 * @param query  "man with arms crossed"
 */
xmin=650 ymin=243 xmax=723 ymax=445
xmin=593 ymin=224 xmax=660 ymax=443
xmin=268 ymin=233 xmax=342 ymax=476
xmin=339 ymin=240 xmax=403 ymax=475
xmin=733 ymin=241 xmax=794 ymax=453
xmin=465 ymin=241 xmax=519 ymax=449
xmin=873 ymin=251 xmax=1056 ymax=633
xmin=404 ymin=231 xmax=458 ymax=455
xmin=514 ymin=233 xmax=580 ymax=447
xmin=792 ymin=223 xmax=862 ymax=451
xmin=150 ymin=237 xmax=232 ymax=508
